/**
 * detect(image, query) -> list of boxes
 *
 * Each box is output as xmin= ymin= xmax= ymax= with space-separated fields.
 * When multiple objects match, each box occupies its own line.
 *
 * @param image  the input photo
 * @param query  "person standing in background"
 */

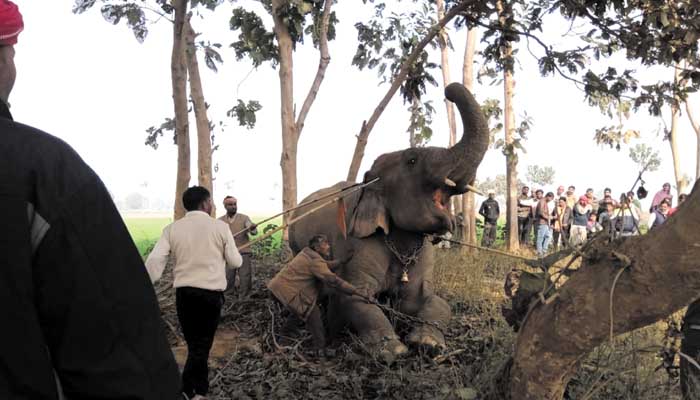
xmin=220 ymin=196 xmax=258 ymax=299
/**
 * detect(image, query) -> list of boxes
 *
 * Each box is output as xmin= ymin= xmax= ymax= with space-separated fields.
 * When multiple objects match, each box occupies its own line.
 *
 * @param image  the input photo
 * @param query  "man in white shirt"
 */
xmin=146 ymin=186 xmax=242 ymax=400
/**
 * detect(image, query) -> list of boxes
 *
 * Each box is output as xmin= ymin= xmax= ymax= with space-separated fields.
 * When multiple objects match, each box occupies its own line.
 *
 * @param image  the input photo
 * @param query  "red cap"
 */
xmin=579 ymin=195 xmax=588 ymax=203
xmin=0 ymin=0 xmax=23 ymax=46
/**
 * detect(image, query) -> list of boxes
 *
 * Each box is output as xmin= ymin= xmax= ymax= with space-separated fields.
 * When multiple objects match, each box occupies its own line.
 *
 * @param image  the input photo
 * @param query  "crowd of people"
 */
xmin=473 ymin=182 xmax=687 ymax=256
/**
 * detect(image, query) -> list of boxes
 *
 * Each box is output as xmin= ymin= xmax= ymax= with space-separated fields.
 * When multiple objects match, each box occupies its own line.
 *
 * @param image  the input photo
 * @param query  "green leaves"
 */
xmin=227 ymin=99 xmax=263 ymax=129
xmin=230 ymin=7 xmax=279 ymax=67
xmin=100 ymin=3 xmax=149 ymax=42
xmin=145 ymin=117 xmax=176 ymax=149
xmin=629 ymin=143 xmax=661 ymax=172
xmin=525 ymin=165 xmax=555 ymax=187
xmin=407 ymin=99 xmax=435 ymax=147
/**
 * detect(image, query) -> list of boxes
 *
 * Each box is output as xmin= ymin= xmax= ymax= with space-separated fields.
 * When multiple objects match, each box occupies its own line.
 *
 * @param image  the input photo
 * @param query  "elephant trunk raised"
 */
xmin=442 ymin=82 xmax=489 ymax=194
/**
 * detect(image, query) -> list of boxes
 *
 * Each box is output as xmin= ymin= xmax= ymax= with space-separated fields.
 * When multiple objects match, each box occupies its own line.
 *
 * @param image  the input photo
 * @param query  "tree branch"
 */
xmin=346 ymin=0 xmax=475 ymax=182
xmin=294 ymin=0 xmax=333 ymax=139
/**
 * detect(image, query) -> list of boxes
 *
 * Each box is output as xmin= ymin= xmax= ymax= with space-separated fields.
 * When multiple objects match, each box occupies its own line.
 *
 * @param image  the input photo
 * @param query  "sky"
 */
xmin=10 ymin=1 xmax=700 ymax=217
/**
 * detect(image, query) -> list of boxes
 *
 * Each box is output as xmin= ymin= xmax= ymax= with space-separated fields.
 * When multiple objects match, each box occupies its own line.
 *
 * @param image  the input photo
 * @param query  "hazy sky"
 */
xmin=11 ymin=1 xmax=699 ymax=216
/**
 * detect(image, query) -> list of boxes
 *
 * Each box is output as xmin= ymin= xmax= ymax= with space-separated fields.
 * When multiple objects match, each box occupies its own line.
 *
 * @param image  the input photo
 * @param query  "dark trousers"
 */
xmin=176 ymin=287 xmax=223 ymax=397
xmin=274 ymin=295 xmax=326 ymax=350
xmin=518 ymin=216 xmax=531 ymax=245
xmin=226 ymin=253 xmax=253 ymax=297
xmin=481 ymin=221 xmax=497 ymax=248
xmin=552 ymin=228 xmax=569 ymax=250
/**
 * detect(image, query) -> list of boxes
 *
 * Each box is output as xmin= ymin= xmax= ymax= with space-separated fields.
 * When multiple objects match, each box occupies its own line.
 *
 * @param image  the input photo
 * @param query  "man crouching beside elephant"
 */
xmin=268 ymin=234 xmax=370 ymax=354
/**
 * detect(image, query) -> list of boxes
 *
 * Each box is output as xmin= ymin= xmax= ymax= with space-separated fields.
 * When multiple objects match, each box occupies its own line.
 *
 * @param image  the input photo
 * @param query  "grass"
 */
xmin=124 ymin=217 xmax=171 ymax=256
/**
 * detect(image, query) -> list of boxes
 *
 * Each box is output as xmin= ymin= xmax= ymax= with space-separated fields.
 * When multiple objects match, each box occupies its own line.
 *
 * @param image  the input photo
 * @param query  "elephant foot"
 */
xmin=406 ymin=325 xmax=446 ymax=356
xmin=369 ymin=337 xmax=408 ymax=364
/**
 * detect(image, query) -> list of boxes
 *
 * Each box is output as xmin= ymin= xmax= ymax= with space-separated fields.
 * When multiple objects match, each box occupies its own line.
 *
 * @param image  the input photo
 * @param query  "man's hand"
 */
xmin=249 ymin=223 xmax=258 ymax=231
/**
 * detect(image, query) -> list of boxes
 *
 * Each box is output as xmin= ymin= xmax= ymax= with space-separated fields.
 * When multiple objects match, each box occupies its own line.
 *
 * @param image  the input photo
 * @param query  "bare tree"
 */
xmin=436 ymin=0 xmax=460 ymax=215
xmin=172 ymin=0 xmax=190 ymax=220
xmin=270 ymin=0 xmax=333 ymax=234
xmin=185 ymin=15 xmax=215 ymax=216
xmin=669 ymin=64 xmax=687 ymax=193
xmin=461 ymin=26 xmax=479 ymax=247
xmin=497 ymin=0 xmax=519 ymax=251
xmin=686 ymin=99 xmax=700 ymax=181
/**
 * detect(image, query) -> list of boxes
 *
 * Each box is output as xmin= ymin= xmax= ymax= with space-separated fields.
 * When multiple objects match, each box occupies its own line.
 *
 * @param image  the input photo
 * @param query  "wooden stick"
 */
xmin=230 ymin=178 xmax=379 ymax=239
xmin=237 ymin=180 xmax=375 ymax=251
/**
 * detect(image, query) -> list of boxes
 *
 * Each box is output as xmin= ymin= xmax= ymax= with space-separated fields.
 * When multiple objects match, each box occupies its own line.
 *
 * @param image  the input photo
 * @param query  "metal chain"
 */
xmin=384 ymin=236 xmax=424 ymax=267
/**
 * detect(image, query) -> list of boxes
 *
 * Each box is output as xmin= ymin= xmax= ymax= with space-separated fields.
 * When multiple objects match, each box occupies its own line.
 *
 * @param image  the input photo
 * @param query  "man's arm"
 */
xmin=245 ymin=216 xmax=258 ymax=236
xmin=310 ymin=261 xmax=364 ymax=298
xmin=478 ymin=202 xmax=486 ymax=218
xmin=145 ymin=226 xmax=171 ymax=283
xmin=223 ymin=227 xmax=243 ymax=269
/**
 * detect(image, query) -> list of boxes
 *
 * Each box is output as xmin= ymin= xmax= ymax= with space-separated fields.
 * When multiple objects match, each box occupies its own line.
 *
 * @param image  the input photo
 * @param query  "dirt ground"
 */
xmin=155 ymin=250 xmax=682 ymax=400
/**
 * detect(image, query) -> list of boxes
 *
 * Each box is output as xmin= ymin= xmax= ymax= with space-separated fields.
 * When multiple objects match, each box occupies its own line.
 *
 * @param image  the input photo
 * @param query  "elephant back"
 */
xmin=288 ymin=181 xmax=361 ymax=260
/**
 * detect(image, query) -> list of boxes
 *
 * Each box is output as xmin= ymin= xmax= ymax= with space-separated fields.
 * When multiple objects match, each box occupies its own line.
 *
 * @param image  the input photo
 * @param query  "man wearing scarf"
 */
xmin=0 ymin=2 xmax=180 ymax=398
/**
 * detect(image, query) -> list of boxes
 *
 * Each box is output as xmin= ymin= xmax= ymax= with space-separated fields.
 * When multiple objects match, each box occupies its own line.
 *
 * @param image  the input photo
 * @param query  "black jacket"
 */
xmin=479 ymin=198 xmax=500 ymax=224
xmin=0 ymin=103 xmax=180 ymax=399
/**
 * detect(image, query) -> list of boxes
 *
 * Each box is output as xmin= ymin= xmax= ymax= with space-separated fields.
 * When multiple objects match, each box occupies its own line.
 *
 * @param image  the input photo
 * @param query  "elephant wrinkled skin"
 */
xmin=289 ymin=83 xmax=489 ymax=361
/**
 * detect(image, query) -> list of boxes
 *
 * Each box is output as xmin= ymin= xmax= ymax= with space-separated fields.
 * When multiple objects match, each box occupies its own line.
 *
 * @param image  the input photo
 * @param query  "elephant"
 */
xmin=288 ymin=83 xmax=489 ymax=361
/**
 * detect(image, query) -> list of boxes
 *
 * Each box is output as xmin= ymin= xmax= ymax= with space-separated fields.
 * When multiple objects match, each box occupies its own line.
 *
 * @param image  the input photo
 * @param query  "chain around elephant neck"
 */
xmin=384 ymin=235 xmax=424 ymax=283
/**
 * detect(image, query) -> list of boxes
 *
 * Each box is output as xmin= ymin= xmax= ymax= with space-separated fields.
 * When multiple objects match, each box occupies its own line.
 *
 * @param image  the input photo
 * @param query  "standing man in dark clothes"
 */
xmin=517 ymin=185 xmax=534 ymax=246
xmin=0 ymin=2 xmax=180 ymax=398
xmin=219 ymin=195 xmax=258 ymax=298
xmin=479 ymin=189 xmax=500 ymax=248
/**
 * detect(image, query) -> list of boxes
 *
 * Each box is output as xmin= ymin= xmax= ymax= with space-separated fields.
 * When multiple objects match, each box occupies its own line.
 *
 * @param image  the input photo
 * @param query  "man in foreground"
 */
xmin=0 ymin=2 xmax=180 ymax=398
xmin=268 ymin=235 xmax=365 ymax=354
xmin=219 ymin=195 xmax=257 ymax=298
xmin=147 ymin=186 xmax=243 ymax=400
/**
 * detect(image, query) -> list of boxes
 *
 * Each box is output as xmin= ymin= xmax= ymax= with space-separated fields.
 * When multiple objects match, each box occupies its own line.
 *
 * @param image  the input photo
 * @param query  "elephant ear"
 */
xmin=349 ymin=183 xmax=389 ymax=238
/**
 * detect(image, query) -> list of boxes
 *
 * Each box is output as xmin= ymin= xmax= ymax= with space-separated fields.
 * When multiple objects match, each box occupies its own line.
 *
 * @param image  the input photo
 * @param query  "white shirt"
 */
xmin=145 ymin=210 xmax=243 ymax=291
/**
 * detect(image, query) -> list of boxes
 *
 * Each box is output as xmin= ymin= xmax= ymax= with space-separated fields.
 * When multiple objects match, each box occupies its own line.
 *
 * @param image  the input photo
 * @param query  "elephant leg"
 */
xmin=399 ymin=280 xmax=451 ymax=352
xmin=338 ymin=294 xmax=409 ymax=363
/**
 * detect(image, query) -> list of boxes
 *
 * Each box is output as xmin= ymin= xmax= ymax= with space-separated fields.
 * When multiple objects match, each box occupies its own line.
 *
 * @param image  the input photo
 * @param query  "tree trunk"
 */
xmin=409 ymin=97 xmax=420 ymax=148
xmin=436 ymin=0 xmax=460 ymax=215
xmin=506 ymin=185 xmax=700 ymax=399
xmin=185 ymin=15 xmax=215 ymax=216
xmin=346 ymin=0 xmax=475 ymax=182
xmin=171 ymin=0 xmax=190 ymax=221
xmin=686 ymin=99 xmax=700 ymax=181
xmin=461 ymin=26 xmax=479 ymax=249
xmin=498 ymin=0 xmax=519 ymax=252
xmin=272 ymin=0 xmax=298 ymax=232
xmin=670 ymin=65 xmax=686 ymax=194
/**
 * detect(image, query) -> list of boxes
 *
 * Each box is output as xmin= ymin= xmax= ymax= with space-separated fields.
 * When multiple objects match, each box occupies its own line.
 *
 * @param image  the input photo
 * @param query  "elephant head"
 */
xmin=350 ymin=83 xmax=489 ymax=237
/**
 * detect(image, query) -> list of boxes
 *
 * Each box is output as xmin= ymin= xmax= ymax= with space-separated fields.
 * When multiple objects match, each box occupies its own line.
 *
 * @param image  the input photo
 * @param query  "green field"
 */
xmin=124 ymin=217 xmax=171 ymax=255
xmin=124 ymin=216 xmax=283 ymax=256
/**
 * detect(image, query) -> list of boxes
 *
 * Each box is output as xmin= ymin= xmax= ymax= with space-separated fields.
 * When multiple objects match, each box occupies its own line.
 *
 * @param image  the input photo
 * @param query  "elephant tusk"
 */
xmin=444 ymin=178 xmax=457 ymax=187
xmin=466 ymin=184 xmax=484 ymax=196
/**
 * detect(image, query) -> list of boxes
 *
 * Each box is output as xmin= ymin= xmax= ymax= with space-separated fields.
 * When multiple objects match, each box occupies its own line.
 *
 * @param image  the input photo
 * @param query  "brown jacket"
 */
xmin=267 ymin=247 xmax=356 ymax=320
xmin=219 ymin=213 xmax=256 ymax=254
